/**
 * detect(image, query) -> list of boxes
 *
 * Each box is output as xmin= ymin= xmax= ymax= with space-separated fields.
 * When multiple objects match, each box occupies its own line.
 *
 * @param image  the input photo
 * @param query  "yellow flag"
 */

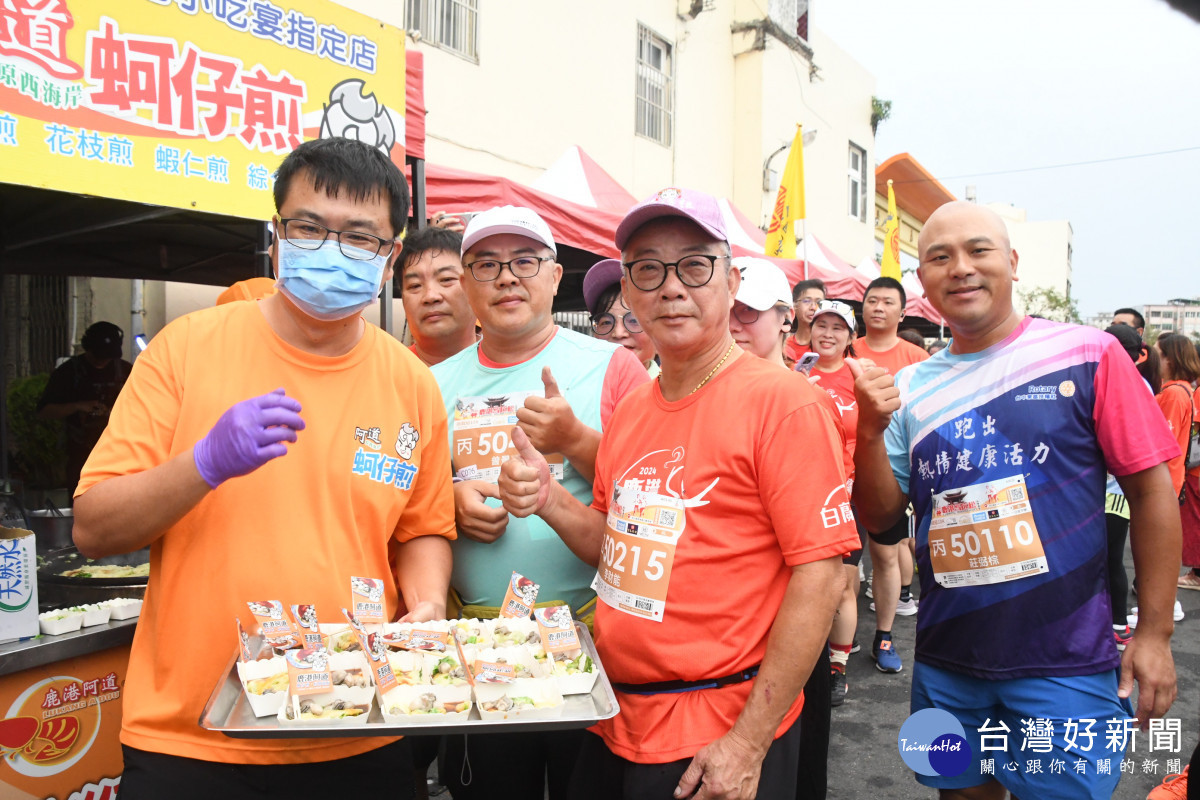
xmin=880 ymin=179 xmax=902 ymax=280
xmin=765 ymin=126 xmax=806 ymax=259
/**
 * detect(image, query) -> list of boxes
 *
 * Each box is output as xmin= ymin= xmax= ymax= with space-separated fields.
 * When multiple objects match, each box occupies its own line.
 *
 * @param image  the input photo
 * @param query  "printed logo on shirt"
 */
xmin=354 ymin=425 xmax=383 ymax=450
xmin=1059 ymin=380 xmax=1076 ymax=398
xmin=395 ymin=422 xmax=420 ymax=460
xmin=1014 ymin=384 xmax=1059 ymax=401
xmin=819 ymin=484 xmax=855 ymax=529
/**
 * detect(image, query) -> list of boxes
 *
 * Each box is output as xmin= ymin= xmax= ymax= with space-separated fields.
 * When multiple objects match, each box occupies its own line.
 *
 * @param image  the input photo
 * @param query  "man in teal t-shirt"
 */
xmin=430 ymin=205 xmax=647 ymax=800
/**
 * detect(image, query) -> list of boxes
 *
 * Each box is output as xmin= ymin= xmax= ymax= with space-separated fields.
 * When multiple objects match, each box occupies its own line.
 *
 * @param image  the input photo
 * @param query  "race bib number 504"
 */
xmin=593 ymin=483 xmax=683 ymax=621
xmin=928 ymin=474 xmax=1049 ymax=588
xmin=452 ymin=392 xmax=564 ymax=482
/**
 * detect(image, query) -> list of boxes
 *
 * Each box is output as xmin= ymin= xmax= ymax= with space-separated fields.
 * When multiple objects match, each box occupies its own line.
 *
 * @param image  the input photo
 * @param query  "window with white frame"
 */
xmin=848 ymin=143 xmax=867 ymax=222
xmin=406 ymin=0 xmax=478 ymax=62
xmin=636 ymin=24 xmax=673 ymax=147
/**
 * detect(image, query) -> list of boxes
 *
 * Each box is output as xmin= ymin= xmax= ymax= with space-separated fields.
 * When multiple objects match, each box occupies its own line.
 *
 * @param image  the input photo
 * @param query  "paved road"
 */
xmin=427 ymin=545 xmax=1198 ymax=800
xmin=829 ymin=544 xmax=1199 ymax=800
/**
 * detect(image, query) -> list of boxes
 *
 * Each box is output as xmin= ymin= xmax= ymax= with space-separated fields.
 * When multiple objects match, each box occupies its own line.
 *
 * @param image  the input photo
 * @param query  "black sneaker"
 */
xmin=849 ymin=638 xmax=861 ymax=654
xmin=830 ymin=667 xmax=848 ymax=707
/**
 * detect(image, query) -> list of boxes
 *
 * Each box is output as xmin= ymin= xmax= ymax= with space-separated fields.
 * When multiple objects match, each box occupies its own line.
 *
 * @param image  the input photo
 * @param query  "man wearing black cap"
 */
xmin=37 ymin=321 xmax=133 ymax=493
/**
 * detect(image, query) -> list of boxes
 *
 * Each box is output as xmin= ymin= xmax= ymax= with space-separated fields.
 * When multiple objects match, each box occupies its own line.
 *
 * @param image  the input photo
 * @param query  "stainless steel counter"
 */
xmin=0 ymin=618 xmax=137 ymax=678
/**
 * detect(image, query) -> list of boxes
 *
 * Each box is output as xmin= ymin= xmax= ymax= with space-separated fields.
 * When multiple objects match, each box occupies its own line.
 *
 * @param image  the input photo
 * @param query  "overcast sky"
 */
xmin=817 ymin=0 xmax=1200 ymax=318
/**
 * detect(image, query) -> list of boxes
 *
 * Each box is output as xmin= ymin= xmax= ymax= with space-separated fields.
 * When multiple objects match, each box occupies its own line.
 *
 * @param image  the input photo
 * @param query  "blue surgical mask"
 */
xmin=276 ymin=239 xmax=388 ymax=321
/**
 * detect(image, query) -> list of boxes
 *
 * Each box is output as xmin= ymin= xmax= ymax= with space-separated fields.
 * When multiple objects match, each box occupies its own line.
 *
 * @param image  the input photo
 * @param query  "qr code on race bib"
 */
xmin=635 ymin=599 xmax=653 ymax=611
xmin=657 ymin=509 xmax=677 ymax=527
xmin=1010 ymin=487 xmax=1025 ymax=501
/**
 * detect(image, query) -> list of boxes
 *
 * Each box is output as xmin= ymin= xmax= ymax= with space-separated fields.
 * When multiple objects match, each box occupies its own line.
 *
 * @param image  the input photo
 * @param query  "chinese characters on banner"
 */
xmin=0 ymin=0 xmax=405 ymax=220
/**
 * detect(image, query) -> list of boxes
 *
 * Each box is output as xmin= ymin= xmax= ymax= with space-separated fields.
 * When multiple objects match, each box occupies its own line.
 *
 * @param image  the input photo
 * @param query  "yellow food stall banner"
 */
xmin=0 ymin=0 xmax=406 ymax=220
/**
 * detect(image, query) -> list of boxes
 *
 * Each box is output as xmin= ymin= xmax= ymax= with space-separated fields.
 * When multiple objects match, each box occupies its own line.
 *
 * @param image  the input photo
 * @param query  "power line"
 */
xmin=890 ymin=145 xmax=1200 ymax=185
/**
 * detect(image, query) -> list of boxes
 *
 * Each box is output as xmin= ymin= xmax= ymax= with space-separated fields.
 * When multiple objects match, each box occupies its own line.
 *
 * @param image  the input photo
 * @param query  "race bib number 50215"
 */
xmin=593 ymin=482 xmax=683 ymax=622
xmin=927 ymin=474 xmax=1049 ymax=588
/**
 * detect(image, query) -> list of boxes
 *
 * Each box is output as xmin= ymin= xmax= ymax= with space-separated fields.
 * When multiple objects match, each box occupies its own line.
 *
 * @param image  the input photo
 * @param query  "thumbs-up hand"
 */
xmin=515 ymin=366 xmax=580 ymax=454
xmin=499 ymin=426 xmax=554 ymax=518
xmin=848 ymin=357 xmax=900 ymax=438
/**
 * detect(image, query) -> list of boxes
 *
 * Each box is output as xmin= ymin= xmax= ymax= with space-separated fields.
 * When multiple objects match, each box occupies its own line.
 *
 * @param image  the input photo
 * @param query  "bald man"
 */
xmin=852 ymin=202 xmax=1181 ymax=800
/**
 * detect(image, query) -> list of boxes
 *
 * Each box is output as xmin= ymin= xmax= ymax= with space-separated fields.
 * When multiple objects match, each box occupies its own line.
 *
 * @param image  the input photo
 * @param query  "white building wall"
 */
xmin=146 ymin=2 xmax=880 ymax=337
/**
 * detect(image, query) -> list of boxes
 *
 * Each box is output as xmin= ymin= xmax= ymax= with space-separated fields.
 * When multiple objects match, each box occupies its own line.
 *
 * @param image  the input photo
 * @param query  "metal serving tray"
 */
xmin=199 ymin=622 xmax=619 ymax=738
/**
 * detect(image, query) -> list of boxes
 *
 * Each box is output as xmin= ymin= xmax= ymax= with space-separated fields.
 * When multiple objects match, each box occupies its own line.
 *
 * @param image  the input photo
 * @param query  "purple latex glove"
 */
xmin=193 ymin=389 xmax=305 ymax=488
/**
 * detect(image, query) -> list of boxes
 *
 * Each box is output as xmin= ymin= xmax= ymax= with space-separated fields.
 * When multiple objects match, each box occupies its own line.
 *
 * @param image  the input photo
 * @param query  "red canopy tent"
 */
xmin=530 ymin=146 xmax=638 ymax=215
xmin=418 ymin=162 xmax=625 ymax=259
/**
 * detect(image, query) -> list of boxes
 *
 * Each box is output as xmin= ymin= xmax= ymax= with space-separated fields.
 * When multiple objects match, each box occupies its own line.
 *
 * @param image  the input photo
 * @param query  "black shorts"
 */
xmin=866 ymin=513 xmax=909 ymax=546
xmin=568 ymin=721 xmax=801 ymax=800
xmin=119 ymin=740 xmax=415 ymax=800
xmin=842 ymin=514 xmax=868 ymax=567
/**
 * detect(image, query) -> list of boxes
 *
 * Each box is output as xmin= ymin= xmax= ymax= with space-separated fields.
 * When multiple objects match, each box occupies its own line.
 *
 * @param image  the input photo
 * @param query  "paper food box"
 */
xmin=276 ymin=685 xmax=374 ymax=726
xmin=474 ymin=677 xmax=565 ymax=721
xmin=0 ymin=527 xmax=39 ymax=644
xmin=380 ymin=684 xmax=472 ymax=725
xmin=236 ymin=656 xmax=289 ymax=718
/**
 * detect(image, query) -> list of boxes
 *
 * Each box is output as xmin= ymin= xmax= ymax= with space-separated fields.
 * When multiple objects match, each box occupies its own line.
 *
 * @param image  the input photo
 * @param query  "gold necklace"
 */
xmin=660 ymin=341 xmax=737 ymax=396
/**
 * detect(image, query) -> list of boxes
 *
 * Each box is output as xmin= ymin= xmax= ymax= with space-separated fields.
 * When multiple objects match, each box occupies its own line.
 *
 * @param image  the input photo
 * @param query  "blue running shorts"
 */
xmin=909 ymin=661 xmax=1135 ymax=799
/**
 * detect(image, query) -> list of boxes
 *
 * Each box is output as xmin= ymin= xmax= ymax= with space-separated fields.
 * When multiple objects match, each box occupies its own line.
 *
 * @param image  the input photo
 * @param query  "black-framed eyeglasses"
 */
xmin=731 ymin=303 xmax=779 ymax=325
xmin=592 ymin=312 xmax=642 ymax=336
xmin=464 ymin=256 xmax=553 ymax=282
xmin=622 ymin=254 xmax=726 ymax=292
xmin=279 ymin=218 xmax=394 ymax=260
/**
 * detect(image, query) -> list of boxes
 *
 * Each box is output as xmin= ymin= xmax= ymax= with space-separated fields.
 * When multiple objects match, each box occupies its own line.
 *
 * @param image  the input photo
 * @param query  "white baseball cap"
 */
xmin=812 ymin=300 xmax=857 ymax=333
xmin=733 ymin=257 xmax=792 ymax=311
xmin=461 ymin=205 xmax=557 ymax=257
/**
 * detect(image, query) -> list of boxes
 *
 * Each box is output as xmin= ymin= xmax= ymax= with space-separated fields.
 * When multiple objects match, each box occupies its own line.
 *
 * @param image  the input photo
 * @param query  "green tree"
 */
xmin=871 ymin=97 xmax=892 ymax=136
xmin=1018 ymin=287 xmax=1081 ymax=324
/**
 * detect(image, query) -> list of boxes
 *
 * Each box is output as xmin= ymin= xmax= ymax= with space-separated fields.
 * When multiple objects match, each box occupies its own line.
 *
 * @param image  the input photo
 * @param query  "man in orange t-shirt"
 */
xmin=74 ymin=139 xmax=455 ymax=799
xmin=783 ymin=278 xmax=826 ymax=365
xmin=853 ymin=276 xmax=929 ymax=674
xmin=498 ymin=188 xmax=857 ymax=800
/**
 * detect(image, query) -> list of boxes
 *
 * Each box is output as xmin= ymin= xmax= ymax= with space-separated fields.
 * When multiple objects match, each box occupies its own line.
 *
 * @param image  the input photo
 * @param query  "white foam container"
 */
xmin=423 ymin=650 xmax=469 ymax=687
xmin=38 ymin=610 xmax=83 ymax=635
xmin=450 ymin=618 xmax=491 ymax=648
xmin=275 ymin=686 xmax=374 ymax=726
xmin=79 ymin=604 xmax=112 ymax=627
xmin=545 ymin=662 xmax=599 ymax=695
xmin=380 ymin=684 xmax=472 ymax=725
xmin=236 ymin=657 xmax=288 ymax=718
xmin=474 ymin=677 xmax=564 ymax=721
xmin=485 ymin=617 xmax=540 ymax=648
xmin=386 ymin=650 xmax=425 ymax=686
xmin=470 ymin=646 xmax=538 ymax=683
xmin=103 ymin=598 xmax=143 ymax=620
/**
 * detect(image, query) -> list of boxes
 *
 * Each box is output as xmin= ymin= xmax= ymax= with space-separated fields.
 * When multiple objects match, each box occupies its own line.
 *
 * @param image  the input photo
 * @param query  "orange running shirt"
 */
xmin=809 ymin=361 xmax=859 ymax=479
xmin=1158 ymin=380 xmax=1195 ymax=494
xmin=76 ymin=302 xmax=455 ymax=764
xmin=589 ymin=354 xmax=859 ymax=763
xmin=784 ymin=335 xmax=813 ymax=365
xmin=854 ymin=336 xmax=929 ymax=374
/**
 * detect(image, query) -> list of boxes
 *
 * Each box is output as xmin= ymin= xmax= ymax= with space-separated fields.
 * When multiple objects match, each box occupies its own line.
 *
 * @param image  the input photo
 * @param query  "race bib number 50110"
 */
xmin=927 ymin=474 xmax=1049 ymax=588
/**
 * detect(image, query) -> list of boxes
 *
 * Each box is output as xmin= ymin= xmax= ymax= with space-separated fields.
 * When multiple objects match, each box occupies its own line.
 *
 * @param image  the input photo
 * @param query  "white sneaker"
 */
xmin=896 ymin=597 xmax=919 ymax=616
xmin=865 ymin=575 xmax=873 ymax=599
xmin=1127 ymin=601 xmax=1185 ymax=628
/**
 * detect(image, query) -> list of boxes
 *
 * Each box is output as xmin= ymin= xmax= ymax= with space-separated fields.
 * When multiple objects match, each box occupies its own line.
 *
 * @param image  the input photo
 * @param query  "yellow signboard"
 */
xmin=0 ymin=0 xmax=405 ymax=220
